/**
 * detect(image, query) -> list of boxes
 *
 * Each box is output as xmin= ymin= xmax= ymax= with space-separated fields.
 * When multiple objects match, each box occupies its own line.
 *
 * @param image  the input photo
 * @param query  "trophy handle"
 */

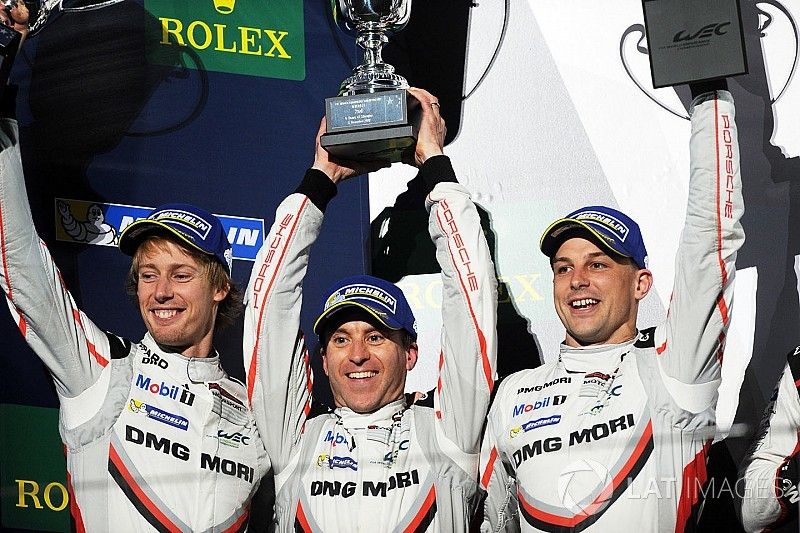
xmin=757 ymin=0 xmax=799 ymax=105
xmin=619 ymin=23 xmax=689 ymax=120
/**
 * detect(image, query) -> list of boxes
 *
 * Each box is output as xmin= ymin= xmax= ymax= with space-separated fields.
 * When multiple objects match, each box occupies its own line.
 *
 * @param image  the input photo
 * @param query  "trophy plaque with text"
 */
xmin=642 ymin=0 xmax=747 ymax=88
xmin=320 ymin=0 xmax=420 ymax=163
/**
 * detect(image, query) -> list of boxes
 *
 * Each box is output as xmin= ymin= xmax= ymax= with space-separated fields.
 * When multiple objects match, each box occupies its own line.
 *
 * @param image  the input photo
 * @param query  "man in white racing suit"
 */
xmin=479 ymin=82 xmax=744 ymax=532
xmin=0 ymin=9 xmax=269 ymax=527
xmin=737 ymin=345 xmax=800 ymax=531
xmin=243 ymin=87 xmax=498 ymax=531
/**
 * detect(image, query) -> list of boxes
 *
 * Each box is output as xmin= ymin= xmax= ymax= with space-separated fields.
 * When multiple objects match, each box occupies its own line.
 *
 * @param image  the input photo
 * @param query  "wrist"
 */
xmin=417 ymin=147 xmax=444 ymax=165
xmin=311 ymin=162 xmax=341 ymax=184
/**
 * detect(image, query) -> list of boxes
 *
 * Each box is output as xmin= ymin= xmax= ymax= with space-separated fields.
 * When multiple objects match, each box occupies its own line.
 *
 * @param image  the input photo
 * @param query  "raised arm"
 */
xmin=0 ymin=96 xmax=113 ymax=400
xmin=738 ymin=347 xmax=800 ymax=532
xmin=242 ymin=169 xmax=331 ymax=474
xmin=657 ymin=86 xmax=744 ymax=400
xmin=244 ymin=117 xmax=386 ymax=474
xmin=411 ymin=88 xmax=498 ymax=454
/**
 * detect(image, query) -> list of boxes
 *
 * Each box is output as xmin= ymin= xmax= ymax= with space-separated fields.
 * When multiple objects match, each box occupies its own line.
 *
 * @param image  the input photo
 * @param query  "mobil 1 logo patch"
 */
xmin=512 ymin=395 xmax=567 ymax=417
xmin=135 ymin=373 xmax=196 ymax=406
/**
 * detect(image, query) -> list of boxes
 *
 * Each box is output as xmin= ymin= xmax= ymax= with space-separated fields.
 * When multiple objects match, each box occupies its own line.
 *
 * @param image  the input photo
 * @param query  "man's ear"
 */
xmin=213 ymin=281 xmax=230 ymax=303
xmin=321 ymin=350 xmax=330 ymax=376
xmin=406 ymin=343 xmax=419 ymax=371
xmin=634 ymin=269 xmax=653 ymax=301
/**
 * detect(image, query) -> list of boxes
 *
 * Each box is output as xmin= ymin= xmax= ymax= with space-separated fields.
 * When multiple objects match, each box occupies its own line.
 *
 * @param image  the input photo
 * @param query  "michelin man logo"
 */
xmin=557 ymin=459 xmax=613 ymax=516
xmin=57 ymin=200 xmax=118 ymax=245
xmin=129 ymin=399 xmax=147 ymax=414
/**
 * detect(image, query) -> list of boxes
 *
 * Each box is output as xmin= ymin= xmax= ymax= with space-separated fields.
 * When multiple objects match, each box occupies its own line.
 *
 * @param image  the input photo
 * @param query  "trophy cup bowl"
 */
xmin=320 ymin=0 xmax=420 ymax=163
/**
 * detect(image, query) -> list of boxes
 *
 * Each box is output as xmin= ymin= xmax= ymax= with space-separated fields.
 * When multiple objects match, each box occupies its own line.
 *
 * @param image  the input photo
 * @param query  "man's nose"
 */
xmin=154 ymin=277 xmax=174 ymax=302
xmin=348 ymin=340 xmax=371 ymax=365
xmin=570 ymin=267 xmax=590 ymax=290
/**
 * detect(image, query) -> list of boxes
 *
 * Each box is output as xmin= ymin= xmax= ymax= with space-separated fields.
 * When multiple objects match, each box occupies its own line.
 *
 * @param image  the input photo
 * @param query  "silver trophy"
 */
xmin=320 ymin=0 xmax=420 ymax=163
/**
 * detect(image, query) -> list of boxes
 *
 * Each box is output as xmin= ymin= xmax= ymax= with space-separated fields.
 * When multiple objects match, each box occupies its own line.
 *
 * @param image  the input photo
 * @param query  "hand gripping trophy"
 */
xmin=320 ymin=0 xmax=421 ymax=163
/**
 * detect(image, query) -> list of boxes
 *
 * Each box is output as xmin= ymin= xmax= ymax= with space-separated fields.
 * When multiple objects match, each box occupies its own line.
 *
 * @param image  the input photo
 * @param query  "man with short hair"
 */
xmin=244 ymin=87 xmax=497 ymax=531
xmin=479 ymin=82 xmax=744 ymax=532
xmin=0 ymin=36 xmax=269 ymax=530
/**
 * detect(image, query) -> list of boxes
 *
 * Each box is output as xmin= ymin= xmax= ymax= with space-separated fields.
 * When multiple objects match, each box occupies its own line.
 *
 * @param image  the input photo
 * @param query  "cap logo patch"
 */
xmin=324 ymin=283 xmax=398 ymax=314
xmin=574 ymin=211 xmax=629 ymax=242
xmin=149 ymin=209 xmax=212 ymax=241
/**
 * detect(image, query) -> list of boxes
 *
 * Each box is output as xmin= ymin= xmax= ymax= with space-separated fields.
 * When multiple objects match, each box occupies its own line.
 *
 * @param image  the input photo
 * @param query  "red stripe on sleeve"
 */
xmin=674 ymin=441 xmax=711 ymax=533
xmin=481 ymin=447 xmax=498 ymax=489
xmin=247 ymin=199 xmax=308 ymax=401
xmin=402 ymin=486 xmax=437 ymax=533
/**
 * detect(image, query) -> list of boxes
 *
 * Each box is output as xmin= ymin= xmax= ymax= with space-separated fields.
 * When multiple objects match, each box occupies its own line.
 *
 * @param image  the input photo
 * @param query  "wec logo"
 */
xmin=673 ymin=22 xmax=730 ymax=43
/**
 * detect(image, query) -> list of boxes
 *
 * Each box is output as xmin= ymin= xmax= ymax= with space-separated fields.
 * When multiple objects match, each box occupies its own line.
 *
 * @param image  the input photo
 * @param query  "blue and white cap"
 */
xmin=119 ymin=203 xmax=233 ymax=276
xmin=539 ymin=205 xmax=648 ymax=269
xmin=313 ymin=275 xmax=417 ymax=341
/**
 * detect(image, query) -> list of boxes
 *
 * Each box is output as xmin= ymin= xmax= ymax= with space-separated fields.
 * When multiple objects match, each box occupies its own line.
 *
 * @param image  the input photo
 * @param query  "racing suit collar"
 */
xmin=558 ymin=336 xmax=637 ymax=373
xmin=335 ymin=397 xmax=407 ymax=425
xmin=141 ymin=333 xmax=227 ymax=383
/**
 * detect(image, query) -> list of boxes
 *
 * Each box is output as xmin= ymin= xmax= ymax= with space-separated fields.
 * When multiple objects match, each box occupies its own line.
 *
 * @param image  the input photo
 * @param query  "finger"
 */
xmin=407 ymin=86 xmax=434 ymax=104
xmin=408 ymin=86 xmax=441 ymax=114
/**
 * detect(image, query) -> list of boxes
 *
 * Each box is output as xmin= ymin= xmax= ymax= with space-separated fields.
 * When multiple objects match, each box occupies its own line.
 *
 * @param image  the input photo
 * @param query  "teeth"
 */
xmin=571 ymin=299 xmax=598 ymax=309
xmin=347 ymin=371 xmax=377 ymax=379
xmin=154 ymin=309 xmax=177 ymax=319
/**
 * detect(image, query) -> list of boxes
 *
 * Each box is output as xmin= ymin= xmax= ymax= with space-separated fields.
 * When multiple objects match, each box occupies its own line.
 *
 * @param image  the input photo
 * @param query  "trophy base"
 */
xmin=321 ymin=124 xmax=417 ymax=163
xmin=322 ymin=88 xmax=420 ymax=163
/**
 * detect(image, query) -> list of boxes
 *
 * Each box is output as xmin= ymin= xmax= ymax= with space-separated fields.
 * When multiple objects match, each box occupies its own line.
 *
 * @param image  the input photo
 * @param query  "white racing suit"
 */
xmin=479 ymin=91 xmax=743 ymax=532
xmin=243 ymin=156 xmax=497 ymax=532
xmin=737 ymin=345 xmax=800 ymax=532
xmin=0 ymin=116 xmax=269 ymax=532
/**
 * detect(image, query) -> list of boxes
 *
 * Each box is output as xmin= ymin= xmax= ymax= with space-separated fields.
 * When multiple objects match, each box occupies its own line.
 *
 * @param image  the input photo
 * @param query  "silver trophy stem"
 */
xmin=339 ymin=26 xmax=408 ymax=95
xmin=359 ymin=30 xmax=387 ymax=69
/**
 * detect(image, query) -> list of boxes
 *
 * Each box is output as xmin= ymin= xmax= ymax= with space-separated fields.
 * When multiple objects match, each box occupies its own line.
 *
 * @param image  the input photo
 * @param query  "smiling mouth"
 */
xmin=153 ymin=309 xmax=179 ymax=319
xmin=347 ymin=371 xmax=378 ymax=379
xmin=571 ymin=298 xmax=599 ymax=309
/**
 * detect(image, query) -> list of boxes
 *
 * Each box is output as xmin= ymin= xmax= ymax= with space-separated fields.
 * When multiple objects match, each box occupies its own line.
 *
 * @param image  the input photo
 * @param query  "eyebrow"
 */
xmin=139 ymin=262 xmax=199 ymax=271
xmin=552 ymin=251 xmax=609 ymax=264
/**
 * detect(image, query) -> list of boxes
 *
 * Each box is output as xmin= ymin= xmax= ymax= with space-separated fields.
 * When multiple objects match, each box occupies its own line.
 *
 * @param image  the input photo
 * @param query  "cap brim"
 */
xmin=313 ymin=301 xmax=403 ymax=337
xmin=119 ymin=219 xmax=213 ymax=258
xmin=539 ymin=218 xmax=631 ymax=260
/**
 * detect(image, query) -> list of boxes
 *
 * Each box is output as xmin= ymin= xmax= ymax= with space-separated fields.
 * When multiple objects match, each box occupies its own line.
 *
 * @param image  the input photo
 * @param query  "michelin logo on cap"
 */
xmin=324 ymin=284 xmax=398 ymax=314
xmin=574 ymin=210 xmax=630 ymax=242
xmin=150 ymin=209 xmax=213 ymax=240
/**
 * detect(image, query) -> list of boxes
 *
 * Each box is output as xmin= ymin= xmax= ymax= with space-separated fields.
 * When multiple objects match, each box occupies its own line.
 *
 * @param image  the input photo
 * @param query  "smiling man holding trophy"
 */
xmin=244 ymin=0 xmax=499 ymax=530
